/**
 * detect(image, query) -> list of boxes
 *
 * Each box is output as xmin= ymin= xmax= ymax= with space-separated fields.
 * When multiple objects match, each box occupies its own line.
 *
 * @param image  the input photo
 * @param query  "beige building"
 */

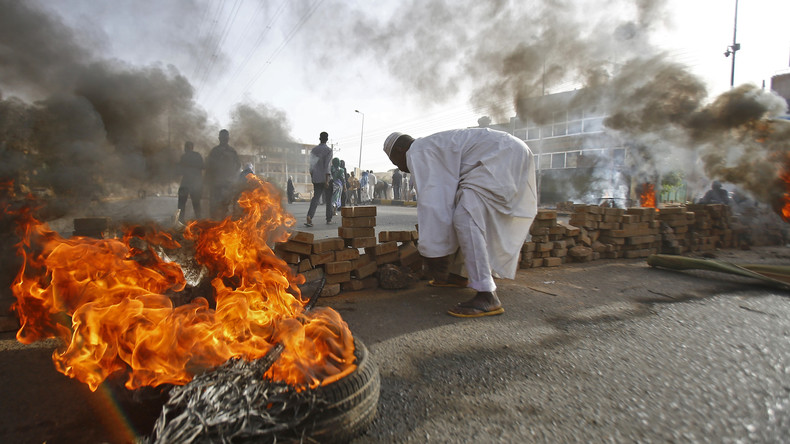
xmin=238 ymin=142 xmax=313 ymax=199
xmin=488 ymin=90 xmax=633 ymax=206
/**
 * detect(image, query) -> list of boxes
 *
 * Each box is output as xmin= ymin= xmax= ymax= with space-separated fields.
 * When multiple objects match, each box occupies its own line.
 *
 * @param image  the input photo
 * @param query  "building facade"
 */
xmin=489 ymin=90 xmax=634 ymax=206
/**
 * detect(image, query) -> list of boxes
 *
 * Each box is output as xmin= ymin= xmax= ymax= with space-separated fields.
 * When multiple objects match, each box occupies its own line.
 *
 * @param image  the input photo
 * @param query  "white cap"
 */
xmin=383 ymin=132 xmax=403 ymax=158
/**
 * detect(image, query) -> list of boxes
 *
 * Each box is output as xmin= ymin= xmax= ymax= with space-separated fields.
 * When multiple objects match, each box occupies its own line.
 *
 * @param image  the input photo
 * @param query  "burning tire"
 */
xmin=149 ymin=338 xmax=380 ymax=443
xmin=304 ymin=338 xmax=380 ymax=442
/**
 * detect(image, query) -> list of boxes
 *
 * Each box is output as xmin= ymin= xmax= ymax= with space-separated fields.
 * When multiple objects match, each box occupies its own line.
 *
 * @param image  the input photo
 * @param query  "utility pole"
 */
xmin=724 ymin=0 xmax=740 ymax=87
xmin=355 ymin=110 xmax=365 ymax=174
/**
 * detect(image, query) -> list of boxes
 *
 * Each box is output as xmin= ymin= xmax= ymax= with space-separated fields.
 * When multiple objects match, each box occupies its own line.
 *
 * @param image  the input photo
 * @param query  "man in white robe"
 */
xmin=383 ymin=128 xmax=537 ymax=317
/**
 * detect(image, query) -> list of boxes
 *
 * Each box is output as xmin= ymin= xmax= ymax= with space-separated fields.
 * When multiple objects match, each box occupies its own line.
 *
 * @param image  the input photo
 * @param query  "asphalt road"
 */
xmin=1 ymin=195 xmax=788 ymax=443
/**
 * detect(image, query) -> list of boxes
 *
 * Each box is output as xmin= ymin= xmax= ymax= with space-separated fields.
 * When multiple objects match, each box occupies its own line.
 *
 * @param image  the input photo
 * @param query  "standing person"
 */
xmin=330 ymin=158 xmax=345 ymax=213
xmin=382 ymin=128 xmax=537 ymax=318
xmin=359 ymin=170 xmax=368 ymax=203
xmin=402 ymin=174 xmax=410 ymax=202
xmin=367 ymin=170 xmax=377 ymax=202
xmin=205 ymin=129 xmax=241 ymax=220
xmin=348 ymin=171 xmax=360 ymax=206
xmin=176 ymin=141 xmax=204 ymax=224
xmin=392 ymin=168 xmax=402 ymax=200
xmin=286 ymin=176 xmax=295 ymax=204
xmin=339 ymin=159 xmax=349 ymax=208
xmin=305 ymin=132 xmax=333 ymax=227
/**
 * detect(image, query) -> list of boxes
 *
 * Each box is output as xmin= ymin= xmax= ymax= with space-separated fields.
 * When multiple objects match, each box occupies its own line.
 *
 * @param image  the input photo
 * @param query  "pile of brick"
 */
xmin=274 ymin=206 xmax=423 ymax=297
xmin=684 ymin=204 xmax=736 ymax=251
xmin=520 ymin=203 xmax=745 ymax=269
xmin=520 ymin=210 xmax=580 ymax=268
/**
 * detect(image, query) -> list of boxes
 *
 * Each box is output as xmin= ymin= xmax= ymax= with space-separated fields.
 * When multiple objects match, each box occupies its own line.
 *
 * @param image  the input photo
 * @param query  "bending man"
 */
xmin=383 ymin=128 xmax=537 ymax=318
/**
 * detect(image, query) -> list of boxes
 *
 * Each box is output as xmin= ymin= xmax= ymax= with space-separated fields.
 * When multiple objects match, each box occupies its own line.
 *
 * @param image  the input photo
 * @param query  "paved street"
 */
xmin=1 ymin=195 xmax=788 ymax=443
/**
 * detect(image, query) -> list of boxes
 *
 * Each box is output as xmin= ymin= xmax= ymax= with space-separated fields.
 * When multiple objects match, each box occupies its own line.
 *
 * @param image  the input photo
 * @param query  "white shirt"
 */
xmin=407 ymin=128 xmax=537 ymax=278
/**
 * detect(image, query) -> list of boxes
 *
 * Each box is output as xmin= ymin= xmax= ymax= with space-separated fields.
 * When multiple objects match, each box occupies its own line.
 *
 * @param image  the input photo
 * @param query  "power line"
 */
xmin=191 ymin=1 xmax=229 ymax=83
xmin=196 ymin=0 xmax=244 ymax=95
xmin=206 ymin=0 xmax=289 ymax=109
xmin=234 ymin=0 xmax=325 ymax=102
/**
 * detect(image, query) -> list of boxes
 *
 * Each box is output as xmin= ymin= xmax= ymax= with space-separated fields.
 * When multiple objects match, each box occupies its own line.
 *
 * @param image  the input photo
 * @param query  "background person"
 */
xmin=287 ymin=176 xmax=295 ymax=203
xmin=367 ymin=170 xmax=377 ymax=202
xmin=392 ymin=168 xmax=402 ymax=200
xmin=348 ymin=171 xmax=360 ymax=206
xmin=205 ymin=129 xmax=240 ymax=220
xmin=331 ymin=157 xmax=345 ymax=213
xmin=383 ymin=128 xmax=537 ymax=318
xmin=698 ymin=180 xmax=731 ymax=205
xmin=176 ymin=141 xmax=204 ymax=224
xmin=305 ymin=131 xmax=333 ymax=226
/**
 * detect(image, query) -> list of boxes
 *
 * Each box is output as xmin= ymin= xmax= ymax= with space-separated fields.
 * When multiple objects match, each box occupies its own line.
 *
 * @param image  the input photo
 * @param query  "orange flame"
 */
xmin=640 ymin=183 xmax=656 ymax=208
xmin=779 ymin=162 xmax=790 ymax=223
xmin=10 ymin=175 xmax=356 ymax=391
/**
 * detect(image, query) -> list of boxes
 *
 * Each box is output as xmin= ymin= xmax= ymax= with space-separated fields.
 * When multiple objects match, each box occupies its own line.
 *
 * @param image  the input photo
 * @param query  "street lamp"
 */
xmin=723 ymin=0 xmax=740 ymax=87
xmin=355 ymin=110 xmax=365 ymax=173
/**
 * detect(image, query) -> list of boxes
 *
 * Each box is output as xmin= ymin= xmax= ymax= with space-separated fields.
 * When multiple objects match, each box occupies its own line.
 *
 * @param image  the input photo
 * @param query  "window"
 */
xmin=551 ymin=152 xmax=566 ymax=169
xmin=539 ymin=154 xmax=552 ymax=169
xmin=565 ymin=151 xmax=579 ymax=168
xmin=553 ymin=123 xmax=567 ymax=137
xmin=568 ymin=121 xmax=582 ymax=134
xmin=568 ymin=108 xmax=583 ymax=120
xmin=527 ymin=127 xmax=540 ymax=140
xmin=583 ymin=118 xmax=604 ymax=133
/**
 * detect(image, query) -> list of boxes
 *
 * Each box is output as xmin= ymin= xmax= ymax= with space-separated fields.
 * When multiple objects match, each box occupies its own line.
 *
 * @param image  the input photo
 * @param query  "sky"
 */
xmin=5 ymin=0 xmax=790 ymax=175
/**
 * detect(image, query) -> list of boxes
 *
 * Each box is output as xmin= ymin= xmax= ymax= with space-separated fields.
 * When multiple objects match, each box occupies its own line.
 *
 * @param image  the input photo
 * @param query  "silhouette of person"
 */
xmin=205 ymin=129 xmax=241 ymax=220
xmin=305 ymin=132 xmax=333 ymax=226
xmin=176 ymin=141 xmax=203 ymax=224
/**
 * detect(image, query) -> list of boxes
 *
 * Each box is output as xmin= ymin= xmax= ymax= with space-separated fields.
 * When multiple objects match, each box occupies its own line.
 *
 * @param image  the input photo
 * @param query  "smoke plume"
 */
xmin=0 ymin=0 xmax=212 ymax=209
xmin=303 ymin=0 xmax=787 ymax=206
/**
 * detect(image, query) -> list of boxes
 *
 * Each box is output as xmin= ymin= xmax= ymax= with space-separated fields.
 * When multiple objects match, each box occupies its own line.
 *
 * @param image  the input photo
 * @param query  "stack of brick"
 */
xmin=337 ymin=206 xmax=379 ymax=292
xmin=519 ymin=203 xmax=749 ymax=270
xmin=606 ymin=207 xmax=661 ymax=259
xmin=521 ymin=209 xmax=585 ymax=267
xmin=274 ymin=205 xmax=429 ymax=297
xmin=685 ymin=204 xmax=735 ymax=250
xmin=378 ymin=229 xmax=422 ymax=274
xmin=656 ymin=207 xmax=693 ymax=254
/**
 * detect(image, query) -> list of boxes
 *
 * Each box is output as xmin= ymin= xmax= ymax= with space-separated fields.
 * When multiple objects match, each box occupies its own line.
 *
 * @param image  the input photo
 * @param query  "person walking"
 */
xmin=305 ymin=132 xmax=333 ymax=227
xmin=176 ymin=141 xmax=203 ymax=224
xmin=382 ymin=128 xmax=537 ymax=318
xmin=205 ymin=129 xmax=240 ymax=220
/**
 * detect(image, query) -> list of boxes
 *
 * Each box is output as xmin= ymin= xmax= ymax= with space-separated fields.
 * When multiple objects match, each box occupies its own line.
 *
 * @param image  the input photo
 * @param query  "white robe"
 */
xmin=407 ymin=128 xmax=537 ymax=283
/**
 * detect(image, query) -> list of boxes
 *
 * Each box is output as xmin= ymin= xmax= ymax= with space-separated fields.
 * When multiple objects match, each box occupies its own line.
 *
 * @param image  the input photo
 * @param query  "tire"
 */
xmin=301 ymin=338 xmax=380 ymax=443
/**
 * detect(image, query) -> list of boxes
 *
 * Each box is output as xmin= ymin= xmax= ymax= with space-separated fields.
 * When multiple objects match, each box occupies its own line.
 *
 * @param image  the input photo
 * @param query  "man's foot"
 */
xmin=304 ymin=216 xmax=313 ymax=227
xmin=326 ymin=220 xmax=334 ymax=224
xmin=447 ymin=291 xmax=503 ymax=318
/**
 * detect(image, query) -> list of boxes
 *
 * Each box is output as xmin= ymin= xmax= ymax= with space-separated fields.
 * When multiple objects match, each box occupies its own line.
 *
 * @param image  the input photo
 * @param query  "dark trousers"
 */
xmin=177 ymin=185 xmax=202 ymax=222
xmin=393 ymin=185 xmax=401 ymax=200
xmin=307 ymin=182 xmax=333 ymax=222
